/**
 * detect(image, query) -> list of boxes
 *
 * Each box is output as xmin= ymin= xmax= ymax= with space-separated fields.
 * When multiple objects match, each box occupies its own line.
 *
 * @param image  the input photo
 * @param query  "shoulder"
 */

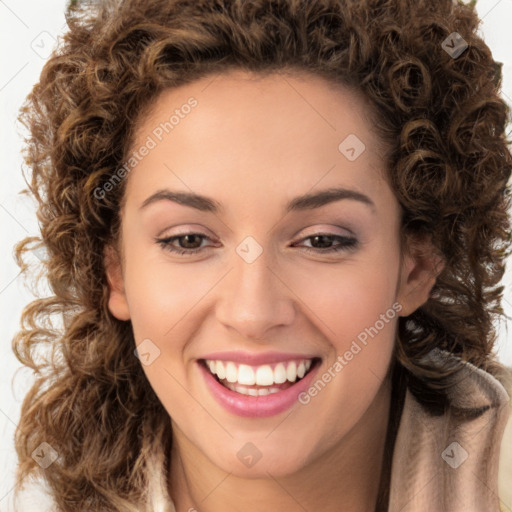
xmin=389 ymin=349 xmax=511 ymax=511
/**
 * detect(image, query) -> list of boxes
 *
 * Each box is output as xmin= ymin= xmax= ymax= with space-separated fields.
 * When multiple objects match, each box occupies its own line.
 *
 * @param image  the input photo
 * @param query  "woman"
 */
xmin=12 ymin=0 xmax=512 ymax=511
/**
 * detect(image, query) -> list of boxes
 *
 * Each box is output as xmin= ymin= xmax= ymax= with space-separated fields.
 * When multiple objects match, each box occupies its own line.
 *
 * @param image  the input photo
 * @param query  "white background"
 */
xmin=1 ymin=1 xmax=512 ymax=510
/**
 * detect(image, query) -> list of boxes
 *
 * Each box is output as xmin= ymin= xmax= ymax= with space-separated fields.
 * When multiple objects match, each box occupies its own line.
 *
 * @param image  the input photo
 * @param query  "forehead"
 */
xmin=134 ymin=68 xmax=379 ymax=150
xmin=123 ymin=69 xmax=390 ymax=215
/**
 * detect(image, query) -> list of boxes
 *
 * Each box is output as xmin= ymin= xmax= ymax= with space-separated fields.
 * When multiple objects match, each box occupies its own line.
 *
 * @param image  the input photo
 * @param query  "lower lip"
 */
xmin=198 ymin=359 xmax=320 ymax=418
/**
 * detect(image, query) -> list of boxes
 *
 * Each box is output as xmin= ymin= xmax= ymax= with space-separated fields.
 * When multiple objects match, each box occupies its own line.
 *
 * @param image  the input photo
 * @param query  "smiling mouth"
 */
xmin=200 ymin=357 xmax=321 ymax=396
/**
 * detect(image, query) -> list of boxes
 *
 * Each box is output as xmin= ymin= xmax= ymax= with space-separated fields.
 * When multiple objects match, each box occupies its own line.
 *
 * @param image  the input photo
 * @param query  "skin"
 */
xmin=104 ymin=69 xmax=442 ymax=512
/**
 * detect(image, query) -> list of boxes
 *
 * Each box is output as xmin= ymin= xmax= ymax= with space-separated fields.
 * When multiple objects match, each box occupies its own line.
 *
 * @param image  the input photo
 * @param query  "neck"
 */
xmin=169 ymin=373 xmax=399 ymax=512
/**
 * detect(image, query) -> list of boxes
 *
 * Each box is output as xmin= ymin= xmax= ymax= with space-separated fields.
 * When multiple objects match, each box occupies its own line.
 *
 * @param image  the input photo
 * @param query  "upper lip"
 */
xmin=199 ymin=351 xmax=319 ymax=366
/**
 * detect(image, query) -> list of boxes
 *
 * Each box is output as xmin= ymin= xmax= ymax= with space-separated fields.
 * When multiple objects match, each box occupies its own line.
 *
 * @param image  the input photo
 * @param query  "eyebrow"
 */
xmin=139 ymin=187 xmax=376 ymax=214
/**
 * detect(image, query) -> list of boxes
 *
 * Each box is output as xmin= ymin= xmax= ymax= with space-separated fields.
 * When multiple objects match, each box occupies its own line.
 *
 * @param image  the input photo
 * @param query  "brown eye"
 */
xmin=155 ymin=232 xmax=212 ymax=255
xmin=297 ymin=234 xmax=358 ymax=254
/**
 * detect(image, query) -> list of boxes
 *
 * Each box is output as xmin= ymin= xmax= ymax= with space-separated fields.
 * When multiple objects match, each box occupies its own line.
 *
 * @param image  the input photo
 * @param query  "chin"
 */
xmin=206 ymin=440 xmax=313 ymax=479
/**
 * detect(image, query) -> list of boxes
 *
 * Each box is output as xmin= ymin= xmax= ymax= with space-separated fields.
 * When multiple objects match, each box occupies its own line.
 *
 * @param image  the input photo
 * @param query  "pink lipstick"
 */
xmin=198 ymin=353 xmax=320 ymax=418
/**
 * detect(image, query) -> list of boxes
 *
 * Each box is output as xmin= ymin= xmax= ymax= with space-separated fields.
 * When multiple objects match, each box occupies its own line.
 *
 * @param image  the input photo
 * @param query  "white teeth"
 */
xmin=237 ymin=364 xmax=256 ymax=385
xmin=215 ymin=360 xmax=226 ymax=380
xmin=225 ymin=362 xmax=238 ymax=383
xmin=225 ymin=382 xmax=281 ymax=396
xmin=286 ymin=361 xmax=297 ymax=382
xmin=273 ymin=363 xmax=287 ymax=384
xmin=255 ymin=365 xmax=274 ymax=386
xmin=204 ymin=358 xmax=315 ymax=389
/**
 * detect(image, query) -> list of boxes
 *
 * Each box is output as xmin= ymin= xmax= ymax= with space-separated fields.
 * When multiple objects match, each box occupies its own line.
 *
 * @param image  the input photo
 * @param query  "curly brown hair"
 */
xmin=11 ymin=0 xmax=512 ymax=510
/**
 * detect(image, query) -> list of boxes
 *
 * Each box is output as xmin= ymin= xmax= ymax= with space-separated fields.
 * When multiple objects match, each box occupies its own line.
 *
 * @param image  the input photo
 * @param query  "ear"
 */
xmin=104 ymin=244 xmax=131 ymax=321
xmin=396 ymin=234 xmax=445 ymax=317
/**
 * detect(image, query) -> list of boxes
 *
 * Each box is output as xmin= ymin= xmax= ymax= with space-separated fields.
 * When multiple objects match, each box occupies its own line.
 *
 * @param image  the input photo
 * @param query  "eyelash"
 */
xmin=155 ymin=232 xmax=358 ymax=256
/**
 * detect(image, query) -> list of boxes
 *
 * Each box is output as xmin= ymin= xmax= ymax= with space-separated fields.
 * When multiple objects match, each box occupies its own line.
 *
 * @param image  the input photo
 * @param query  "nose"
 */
xmin=215 ymin=248 xmax=296 ymax=341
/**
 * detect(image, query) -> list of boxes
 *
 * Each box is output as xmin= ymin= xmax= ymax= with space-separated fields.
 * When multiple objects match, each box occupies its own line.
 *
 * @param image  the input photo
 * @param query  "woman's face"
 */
xmin=105 ymin=69 xmax=437 ymax=478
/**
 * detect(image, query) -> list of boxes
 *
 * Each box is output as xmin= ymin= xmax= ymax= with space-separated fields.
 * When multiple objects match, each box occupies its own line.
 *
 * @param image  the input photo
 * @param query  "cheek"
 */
xmin=294 ymin=264 xmax=399 ymax=432
xmin=122 ymin=246 xmax=210 ymax=338
xmin=291 ymin=255 xmax=400 ymax=348
xmin=122 ymin=252 xmax=201 ymax=415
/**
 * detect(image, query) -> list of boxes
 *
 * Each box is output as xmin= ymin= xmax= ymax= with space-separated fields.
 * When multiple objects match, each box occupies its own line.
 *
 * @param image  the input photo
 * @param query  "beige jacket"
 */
xmin=388 ymin=348 xmax=511 ymax=512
